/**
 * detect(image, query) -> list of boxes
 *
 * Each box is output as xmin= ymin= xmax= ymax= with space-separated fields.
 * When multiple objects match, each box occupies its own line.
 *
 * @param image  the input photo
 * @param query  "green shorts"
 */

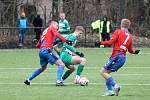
xmin=60 ymin=52 xmax=72 ymax=66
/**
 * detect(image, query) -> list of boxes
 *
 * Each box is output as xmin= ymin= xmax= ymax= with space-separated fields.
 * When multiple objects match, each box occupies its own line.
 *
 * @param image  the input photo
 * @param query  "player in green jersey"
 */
xmin=54 ymin=26 xmax=86 ymax=84
xmin=59 ymin=13 xmax=70 ymax=34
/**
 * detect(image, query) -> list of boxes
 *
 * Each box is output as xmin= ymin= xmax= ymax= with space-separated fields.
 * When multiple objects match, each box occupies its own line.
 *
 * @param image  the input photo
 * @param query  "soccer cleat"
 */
xmin=102 ymin=91 xmax=115 ymax=96
xmin=56 ymin=81 xmax=64 ymax=86
xmin=114 ymin=84 xmax=121 ymax=96
xmin=24 ymin=80 xmax=30 ymax=85
xmin=74 ymin=75 xmax=81 ymax=84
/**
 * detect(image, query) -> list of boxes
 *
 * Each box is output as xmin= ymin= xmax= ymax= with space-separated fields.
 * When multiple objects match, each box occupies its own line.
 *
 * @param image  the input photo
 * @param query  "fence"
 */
xmin=0 ymin=26 xmax=98 ymax=48
xmin=0 ymin=26 xmax=150 ymax=48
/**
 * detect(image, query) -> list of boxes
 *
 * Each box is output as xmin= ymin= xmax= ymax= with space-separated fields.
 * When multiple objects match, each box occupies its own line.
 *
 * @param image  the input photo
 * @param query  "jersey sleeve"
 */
xmin=52 ymin=28 xmax=67 ymax=42
xmin=65 ymin=45 xmax=76 ymax=53
xmin=128 ymin=40 xmax=136 ymax=54
xmin=67 ymin=35 xmax=76 ymax=46
xmin=63 ymin=34 xmax=76 ymax=53
xmin=101 ymin=29 xmax=120 ymax=45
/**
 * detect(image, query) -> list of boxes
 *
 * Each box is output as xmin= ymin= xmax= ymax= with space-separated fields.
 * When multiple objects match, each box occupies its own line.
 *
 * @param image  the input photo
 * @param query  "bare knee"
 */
xmin=80 ymin=58 xmax=86 ymax=65
xmin=100 ymin=68 xmax=105 ymax=76
xmin=100 ymin=68 xmax=109 ymax=75
xmin=100 ymin=68 xmax=111 ymax=79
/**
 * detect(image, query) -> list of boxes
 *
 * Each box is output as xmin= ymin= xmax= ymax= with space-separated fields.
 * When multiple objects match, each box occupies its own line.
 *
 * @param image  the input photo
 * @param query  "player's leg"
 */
xmin=71 ymin=56 xmax=86 ymax=83
xmin=62 ymin=65 xmax=76 ymax=81
xmin=24 ymin=50 xmax=48 ymax=85
xmin=54 ymin=59 xmax=65 ymax=86
xmin=39 ymin=48 xmax=65 ymax=86
xmin=100 ymin=57 xmax=116 ymax=96
xmin=60 ymin=53 xmax=74 ymax=81
xmin=110 ymin=56 xmax=126 ymax=96
xmin=100 ymin=68 xmax=115 ymax=96
xmin=24 ymin=66 xmax=47 ymax=85
xmin=100 ymin=55 xmax=126 ymax=96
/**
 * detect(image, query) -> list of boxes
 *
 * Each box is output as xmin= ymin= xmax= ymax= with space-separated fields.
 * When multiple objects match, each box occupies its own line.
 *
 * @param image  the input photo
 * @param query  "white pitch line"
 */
xmin=0 ymin=82 xmax=150 ymax=86
xmin=0 ymin=67 xmax=149 ymax=70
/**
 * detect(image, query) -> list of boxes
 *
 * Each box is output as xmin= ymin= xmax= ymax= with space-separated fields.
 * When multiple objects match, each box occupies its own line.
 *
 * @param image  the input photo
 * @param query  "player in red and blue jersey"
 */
xmin=24 ymin=21 xmax=72 ymax=86
xmin=99 ymin=19 xmax=140 ymax=96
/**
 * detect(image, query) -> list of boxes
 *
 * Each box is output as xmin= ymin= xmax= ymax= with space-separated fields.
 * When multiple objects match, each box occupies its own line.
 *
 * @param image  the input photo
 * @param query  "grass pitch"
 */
xmin=0 ymin=48 xmax=150 ymax=100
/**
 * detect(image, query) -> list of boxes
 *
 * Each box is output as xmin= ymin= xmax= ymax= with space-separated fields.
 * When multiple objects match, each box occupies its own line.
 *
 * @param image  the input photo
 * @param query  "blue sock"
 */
xmin=107 ymin=76 xmax=116 ymax=87
xmin=28 ymin=68 xmax=43 ymax=81
xmin=106 ymin=80 xmax=113 ymax=91
xmin=57 ymin=65 xmax=64 ymax=81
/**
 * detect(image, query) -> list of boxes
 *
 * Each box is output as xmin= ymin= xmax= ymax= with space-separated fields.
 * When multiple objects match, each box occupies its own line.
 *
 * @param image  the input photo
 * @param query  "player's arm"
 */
xmin=128 ymin=41 xmax=140 ymax=54
xmin=65 ymin=45 xmax=76 ymax=53
xmin=52 ymin=28 xmax=72 ymax=45
xmin=36 ymin=40 xmax=41 ymax=48
xmin=100 ymin=30 xmax=119 ymax=45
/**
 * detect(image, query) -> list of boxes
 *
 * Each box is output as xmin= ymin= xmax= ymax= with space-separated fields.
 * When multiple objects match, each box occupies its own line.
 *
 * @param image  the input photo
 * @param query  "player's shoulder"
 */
xmin=64 ymin=19 xmax=69 ymax=23
xmin=113 ymin=29 xmax=121 ymax=35
xmin=68 ymin=33 xmax=76 ymax=39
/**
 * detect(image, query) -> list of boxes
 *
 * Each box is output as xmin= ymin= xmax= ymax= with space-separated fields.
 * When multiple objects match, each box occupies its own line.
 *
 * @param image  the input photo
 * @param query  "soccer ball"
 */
xmin=79 ymin=77 xmax=89 ymax=86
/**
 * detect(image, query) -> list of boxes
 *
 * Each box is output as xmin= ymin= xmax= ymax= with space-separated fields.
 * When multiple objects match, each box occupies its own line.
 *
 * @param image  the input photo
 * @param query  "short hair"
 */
xmin=50 ymin=21 xmax=58 ymax=26
xmin=75 ymin=26 xmax=85 ymax=32
xmin=60 ymin=12 xmax=65 ymax=16
xmin=121 ymin=19 xmax=131 ymax=28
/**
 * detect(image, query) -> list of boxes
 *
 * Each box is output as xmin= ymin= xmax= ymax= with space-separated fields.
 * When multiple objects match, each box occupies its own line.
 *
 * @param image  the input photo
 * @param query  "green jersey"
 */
xmin=59 ymin=19 xmax=70 ymax=34
xmin=60 ymin=33 xmax=77 ymax=66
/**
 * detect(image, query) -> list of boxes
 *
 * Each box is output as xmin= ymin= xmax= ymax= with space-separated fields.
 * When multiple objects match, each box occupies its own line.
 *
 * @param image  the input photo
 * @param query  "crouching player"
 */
xmin=54 ymin=26 xmax=86 ymax=84
xmin=24 ymin=21 xmax=72 ymax=86
xmin=99 ymin=19 xmax=140 ymax=96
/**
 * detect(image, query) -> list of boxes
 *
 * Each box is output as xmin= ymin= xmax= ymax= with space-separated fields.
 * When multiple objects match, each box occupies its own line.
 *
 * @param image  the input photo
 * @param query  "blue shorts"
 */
xmin=39 ymin=48 xmax=58 ymax=67
xmin=103 ymin=53 xmax=126 ymax=72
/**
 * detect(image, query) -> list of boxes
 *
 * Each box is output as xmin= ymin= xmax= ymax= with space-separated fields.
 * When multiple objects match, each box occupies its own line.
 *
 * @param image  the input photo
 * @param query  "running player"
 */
xmin=54 ymin=26 xmax=86 ymax=84
xmin=24 ymin=21 xmax=72 ymax=86
xmin=99 ymin=19 xmax=140 ymax=96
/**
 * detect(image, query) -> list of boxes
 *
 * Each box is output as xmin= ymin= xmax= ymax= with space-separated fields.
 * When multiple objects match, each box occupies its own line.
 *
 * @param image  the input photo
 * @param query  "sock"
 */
xmin=76 ymin=64 xmax=84 ymax=76
xmin=28 ymin=68 xmax=43 ymax=81
xmin=57 ymin=65 xmax=64 ymax=81
xmin=62 ymin=70 xmax=72 ymax=81
xmin=106 ymin=80 xmax=113 ymax=91
xmin=106 ymin=76 xmax=116 ymax=87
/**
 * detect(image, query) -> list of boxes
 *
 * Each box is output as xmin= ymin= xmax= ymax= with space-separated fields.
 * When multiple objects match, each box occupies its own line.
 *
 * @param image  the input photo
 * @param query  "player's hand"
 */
xmin=75 ymin=52 xmax=84 ymax=57
xmin=66 ymin=40 xmax=73 ymax=45
xmin=134 ymin=50 xmax=140 ymax=54
xmin=36 ymin=40 xmax=41 ymax=48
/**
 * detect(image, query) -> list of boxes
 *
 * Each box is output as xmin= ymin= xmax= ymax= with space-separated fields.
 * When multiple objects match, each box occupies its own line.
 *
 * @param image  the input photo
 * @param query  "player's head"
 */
xmin=50 ymin=21 xmax=58 ymax=30
xmin=60 ymin=13 xmax=66 ymax=20
xmin=74 ymin=26 xmax=85 ymax=37
xmin=21 ymin=12 xmax=25 ymax=17
xmin=121 ymin=19 xmax=131 ymax=29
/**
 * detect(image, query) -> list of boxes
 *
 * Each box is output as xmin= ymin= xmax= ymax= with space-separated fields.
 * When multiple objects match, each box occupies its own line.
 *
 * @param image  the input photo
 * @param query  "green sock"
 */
xmin=76 ymin=64 xmax=84 ymax=76
xmin=62 ymin=70 xmax=72 ymax=81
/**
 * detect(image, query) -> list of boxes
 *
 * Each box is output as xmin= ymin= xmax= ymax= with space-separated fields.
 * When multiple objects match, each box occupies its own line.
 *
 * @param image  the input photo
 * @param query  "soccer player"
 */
xmin=99 ymin=19 xmax=140 ymax=96
xmin=54 ymin=26 xmax=86 ymax=84
xmin=24 ymin=21 xmax=72 ymax=86
xmin=59 ymin=13 xmax=70 ymax=34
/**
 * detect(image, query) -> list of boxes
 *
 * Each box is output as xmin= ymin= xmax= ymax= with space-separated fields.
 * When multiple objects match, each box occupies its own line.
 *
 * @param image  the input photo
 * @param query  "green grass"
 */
xmin=0 ymin=48 xmax=150 ymax=100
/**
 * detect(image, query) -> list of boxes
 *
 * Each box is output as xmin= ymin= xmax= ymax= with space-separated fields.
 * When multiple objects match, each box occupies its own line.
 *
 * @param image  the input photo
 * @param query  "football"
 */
xmin=79 ymin=77 xmax=89 ymax=86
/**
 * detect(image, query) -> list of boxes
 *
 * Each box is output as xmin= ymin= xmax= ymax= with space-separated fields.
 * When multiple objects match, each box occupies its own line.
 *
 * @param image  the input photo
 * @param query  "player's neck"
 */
xmin=121 ymin=27 xmax=128 ymax=31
